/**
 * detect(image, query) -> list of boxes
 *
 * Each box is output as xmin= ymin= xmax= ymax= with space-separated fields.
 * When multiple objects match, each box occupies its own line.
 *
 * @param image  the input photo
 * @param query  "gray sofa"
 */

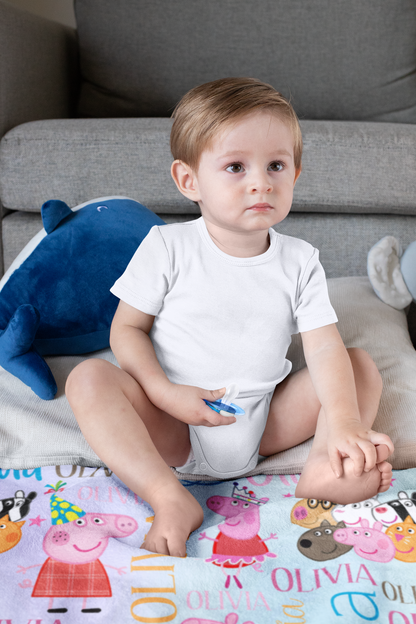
xmin=1 ymin=0 xmax=416 ymax=475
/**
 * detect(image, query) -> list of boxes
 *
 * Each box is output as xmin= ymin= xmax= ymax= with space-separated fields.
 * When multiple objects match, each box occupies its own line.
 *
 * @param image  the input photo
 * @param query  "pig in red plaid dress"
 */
xmin=32 ymin=557 xmax=112 ymax=597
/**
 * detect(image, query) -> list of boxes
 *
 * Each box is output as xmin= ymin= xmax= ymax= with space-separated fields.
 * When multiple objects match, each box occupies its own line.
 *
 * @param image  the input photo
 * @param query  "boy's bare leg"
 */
xmin=66 ymin=359 xmax=203 ymax=557
xmin=259 ymin=348 xmax=392 ymax=504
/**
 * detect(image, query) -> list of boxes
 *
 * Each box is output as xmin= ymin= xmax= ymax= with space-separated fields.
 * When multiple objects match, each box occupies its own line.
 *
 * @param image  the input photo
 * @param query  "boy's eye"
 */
xmin=226 ymin=163 xmax=244 ymax=173
xmin=268 ymin=161 xmax=284 ymax=172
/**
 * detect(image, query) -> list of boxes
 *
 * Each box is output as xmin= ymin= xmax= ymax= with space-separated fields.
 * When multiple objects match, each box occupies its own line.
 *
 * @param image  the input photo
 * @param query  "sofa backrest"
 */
xmin=75 ymin=0 xmax=416 ymax=123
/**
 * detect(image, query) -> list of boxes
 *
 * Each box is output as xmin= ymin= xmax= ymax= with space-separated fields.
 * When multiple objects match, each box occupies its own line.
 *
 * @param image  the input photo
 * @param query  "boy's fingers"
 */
xmin=358 ymin=440 xmax=377 ymax=472
xmin=206 ymin=410 xmax=236 ymax=427
xmin=208 ymin=387 xmax=226 ymax=400
xmin=350 ymin=447 xmax=365 ymax=477
xmin=329 ymin=451 xmax=343 ymax=478
xmin=369 ymin=431 xmax=394 ymax=455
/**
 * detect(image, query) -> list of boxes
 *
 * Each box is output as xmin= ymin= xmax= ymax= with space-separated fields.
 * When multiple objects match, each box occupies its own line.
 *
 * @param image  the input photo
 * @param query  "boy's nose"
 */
xmin=248 ymin=178 xmax=273 ymax=193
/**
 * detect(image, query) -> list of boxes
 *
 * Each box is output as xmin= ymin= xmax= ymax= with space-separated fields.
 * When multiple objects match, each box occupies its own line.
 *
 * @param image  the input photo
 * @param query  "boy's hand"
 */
xmin=159 ymin=384 xmax=236 ymax=427
xmin=327 ymin=420 xmax=394 ymax=478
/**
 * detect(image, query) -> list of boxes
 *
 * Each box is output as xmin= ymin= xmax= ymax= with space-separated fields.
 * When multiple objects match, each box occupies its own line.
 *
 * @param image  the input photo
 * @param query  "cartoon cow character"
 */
xmin=0 ymin=514 xmax=26 ymax=554
xmin=18 ymin=482 xmax=138 ymax=614
xmin=199 ymin=482 xmax=277 ymax=589
xmin=332 ymin=498 xmax=380 ymax=528
xmin=372 ymin=491 xmax=416 ymax=528
xmin=297 ymin=520 xmax=353 ymax=561
xmin=291 ymin=498 xmax=336 ymax=529
xmin=0 ymin=490 xmax=37 ymax=522
xmin=386 ymin=517 xmax=416 ymax=562
xmin=333 ymin=519 xmax=395 ymax=563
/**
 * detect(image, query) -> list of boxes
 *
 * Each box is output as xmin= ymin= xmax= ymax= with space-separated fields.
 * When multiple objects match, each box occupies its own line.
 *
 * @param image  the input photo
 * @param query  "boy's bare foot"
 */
xmin=141 ymin=481 xmax=204 ymax=557
xmin=295 ymin=444 xmax=393 ymax=505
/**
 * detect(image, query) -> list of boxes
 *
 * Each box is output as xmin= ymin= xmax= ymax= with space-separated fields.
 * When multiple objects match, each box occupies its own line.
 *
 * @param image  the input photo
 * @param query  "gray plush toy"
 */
xmin=367 ymin=236 xmax=416 ymax=310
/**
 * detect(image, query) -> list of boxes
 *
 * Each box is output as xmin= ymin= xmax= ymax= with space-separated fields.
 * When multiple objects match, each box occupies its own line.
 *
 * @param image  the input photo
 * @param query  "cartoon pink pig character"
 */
xmin=199 ymin=482 xmax=277 ymax=589
xmin=30 ymin=512 xmax=138 ymax=614
xmin=333 ymin=518 xmax=395 ymax=563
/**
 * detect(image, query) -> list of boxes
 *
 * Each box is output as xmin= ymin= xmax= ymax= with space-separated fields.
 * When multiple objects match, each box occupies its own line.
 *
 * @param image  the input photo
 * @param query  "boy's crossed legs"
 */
xmin=261 ymin=347 xmax=392 ymax=503
xmin=66 ymin=347 xmax=391 ymax=557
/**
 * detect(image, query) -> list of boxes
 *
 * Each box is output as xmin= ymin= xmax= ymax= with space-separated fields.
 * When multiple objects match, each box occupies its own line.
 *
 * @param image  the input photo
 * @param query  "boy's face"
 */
xmin=172 ymin=111 xmax=301 ymax=236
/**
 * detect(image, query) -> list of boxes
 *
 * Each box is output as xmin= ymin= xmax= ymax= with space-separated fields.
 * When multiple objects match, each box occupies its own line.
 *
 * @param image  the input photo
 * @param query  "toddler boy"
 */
xmin=66 ymin=77 xmax=394 ymax=558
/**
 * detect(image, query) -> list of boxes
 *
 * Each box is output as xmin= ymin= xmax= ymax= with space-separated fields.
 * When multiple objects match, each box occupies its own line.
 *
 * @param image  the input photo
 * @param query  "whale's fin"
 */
xmin=41 ymin=200 xmax=73 ymax=234
xmin=0 ymin=304 xmax=57 ymax=400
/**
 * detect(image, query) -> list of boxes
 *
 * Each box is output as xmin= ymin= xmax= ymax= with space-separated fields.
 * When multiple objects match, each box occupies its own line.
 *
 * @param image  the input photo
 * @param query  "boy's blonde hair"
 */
xmin=170 ymin=77 xmax=302 ymax=171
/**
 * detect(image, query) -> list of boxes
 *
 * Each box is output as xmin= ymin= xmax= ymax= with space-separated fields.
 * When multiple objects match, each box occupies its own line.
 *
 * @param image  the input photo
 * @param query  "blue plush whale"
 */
xmin=0 ymin=196 xmax=164 ymax=400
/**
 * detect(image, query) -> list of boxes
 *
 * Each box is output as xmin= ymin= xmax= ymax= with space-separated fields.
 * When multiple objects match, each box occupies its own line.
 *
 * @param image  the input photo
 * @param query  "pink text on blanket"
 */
xmin=186 ymin=590 xmax=270 ymax=611
xmin=388 ymin=612 xmax=416 ymax=623
xmin=77 ymin=485 xmax=145 ymax=505
xmin=271 ymin=563 xmax=376 ymax=593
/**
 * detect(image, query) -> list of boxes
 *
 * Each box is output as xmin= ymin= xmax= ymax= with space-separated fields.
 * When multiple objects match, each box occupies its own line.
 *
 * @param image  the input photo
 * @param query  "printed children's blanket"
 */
xmin=1 ymin=465 xmax=416 ymax=623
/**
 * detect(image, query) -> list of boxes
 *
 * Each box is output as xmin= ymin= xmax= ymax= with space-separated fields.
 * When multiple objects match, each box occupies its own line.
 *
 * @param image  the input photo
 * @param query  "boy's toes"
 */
xmin=375 ymin=444 xmax=391 ymax=463
xmin=377 ymin=460 xmax=393 ymax=493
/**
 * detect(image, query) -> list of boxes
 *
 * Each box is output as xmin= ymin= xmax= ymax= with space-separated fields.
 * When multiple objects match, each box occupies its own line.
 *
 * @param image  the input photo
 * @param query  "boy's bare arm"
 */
xmin=301 ymin=324 xmax=393 ymax=478
xmin=110 ymin=301 xmax=233 ymax=427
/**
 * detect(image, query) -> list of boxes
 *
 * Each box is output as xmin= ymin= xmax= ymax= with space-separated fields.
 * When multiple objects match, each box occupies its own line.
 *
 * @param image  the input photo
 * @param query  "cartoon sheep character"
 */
xmin=18 ymin=481 xmax=138 ymax=614
xmin=199 ymin=482 xmax=277 ymax=588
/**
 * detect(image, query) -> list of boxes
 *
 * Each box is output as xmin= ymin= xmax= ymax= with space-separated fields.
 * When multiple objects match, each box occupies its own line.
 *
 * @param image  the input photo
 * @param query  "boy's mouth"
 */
xmin=248 ymin=203 xmax=273 ymax=211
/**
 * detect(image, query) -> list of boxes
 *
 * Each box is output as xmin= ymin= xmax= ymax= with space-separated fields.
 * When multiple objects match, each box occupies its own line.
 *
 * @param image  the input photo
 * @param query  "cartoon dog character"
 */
xmin=297 ymin=520 xmax=353 ymax=561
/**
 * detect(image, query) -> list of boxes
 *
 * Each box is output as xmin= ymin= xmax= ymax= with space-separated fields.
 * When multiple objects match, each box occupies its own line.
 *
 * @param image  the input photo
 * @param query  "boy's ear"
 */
xmin=171 ymin=160 xmax=201 ymax=202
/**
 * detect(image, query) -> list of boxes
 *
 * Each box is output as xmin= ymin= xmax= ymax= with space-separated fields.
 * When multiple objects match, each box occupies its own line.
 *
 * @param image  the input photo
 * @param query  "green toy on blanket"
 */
xmin=0 ymin=196 xmax=164 ymax=400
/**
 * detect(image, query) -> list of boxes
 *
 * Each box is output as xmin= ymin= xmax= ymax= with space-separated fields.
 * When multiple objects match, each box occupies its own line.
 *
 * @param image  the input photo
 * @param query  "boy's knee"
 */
xmin=347 ymin=347 xmax=383 ymax=393
xmin=66 ymin=359 xmax=112 ymax=404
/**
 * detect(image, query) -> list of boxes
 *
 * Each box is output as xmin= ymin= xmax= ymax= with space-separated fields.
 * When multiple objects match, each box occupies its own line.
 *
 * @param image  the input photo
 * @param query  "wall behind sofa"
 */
xmin=3 ymin=0 xmax=75 ymax=27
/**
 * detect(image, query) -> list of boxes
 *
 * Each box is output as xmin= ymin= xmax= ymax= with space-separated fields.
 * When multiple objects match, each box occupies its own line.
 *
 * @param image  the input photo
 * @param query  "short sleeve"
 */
xmin=294 ymin=248 xmax=338 ymax=333
xmin=110 ymin=226 xmax=170 ymax=315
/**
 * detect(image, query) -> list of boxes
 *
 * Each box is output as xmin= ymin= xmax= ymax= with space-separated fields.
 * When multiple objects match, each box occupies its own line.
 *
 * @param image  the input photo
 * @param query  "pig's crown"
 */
xmin=232 ymin=482 xmax=269 ymax=506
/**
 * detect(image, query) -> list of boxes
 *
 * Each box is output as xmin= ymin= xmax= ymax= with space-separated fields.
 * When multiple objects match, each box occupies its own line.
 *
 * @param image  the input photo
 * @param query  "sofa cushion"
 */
xmin=0 ymin=277 xmax=415 ymax=477
xmin=2 ymin=119 xmax=416 ymax=215
xmin=75 ymin=0 xmax=416 ymax=123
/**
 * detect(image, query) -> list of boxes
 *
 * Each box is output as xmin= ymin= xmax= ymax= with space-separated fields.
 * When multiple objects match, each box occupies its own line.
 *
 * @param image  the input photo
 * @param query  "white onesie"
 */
xmin=110 ymin=217 xmax=338 ymax=478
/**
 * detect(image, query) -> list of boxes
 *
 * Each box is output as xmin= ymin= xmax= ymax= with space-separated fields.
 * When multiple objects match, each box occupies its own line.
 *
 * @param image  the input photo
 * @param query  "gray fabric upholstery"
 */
xmin=4 ymin=209 xmax=416 ymax=282
xmin=2 ymin=119 xmax=416 ymax=215
xmin=75 ymin=0 xmax=416 ymax=123
xmin=0 ymin=1 xmax=78 ymax=140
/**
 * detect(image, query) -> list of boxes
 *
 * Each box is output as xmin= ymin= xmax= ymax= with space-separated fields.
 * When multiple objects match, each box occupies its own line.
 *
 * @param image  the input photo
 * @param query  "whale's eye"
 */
xmin=231 ymin=500 xmax=239 ymax=506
